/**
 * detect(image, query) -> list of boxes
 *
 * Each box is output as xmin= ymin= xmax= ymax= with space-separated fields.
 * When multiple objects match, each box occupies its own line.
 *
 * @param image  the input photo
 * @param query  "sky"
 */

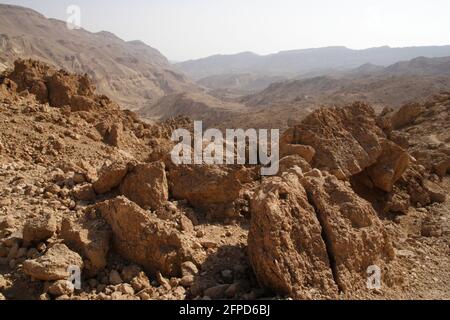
xmin=1 ymin=0 xmax=450 ymax=61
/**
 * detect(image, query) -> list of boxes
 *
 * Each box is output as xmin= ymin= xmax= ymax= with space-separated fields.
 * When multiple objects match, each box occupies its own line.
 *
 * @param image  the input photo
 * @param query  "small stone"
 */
xmin=196 ymin=230 xmax=205 ymax=238
xmin=109 ymin=270 xmax=123 ymax=285
xmin=48 ymin=280 xmax=75 ymax=297
xmin=110 ymin=291 xmax=123 ymax=300
xmin=72 ymin=184 xmax=96 ymax=201
xmin=117 ymin=283 xmax=135 ymax=295
xmin=138 ymin=291 xmax=151 ymax=300
xmin=121 ymin=265 xmax=142 ymax=282
xmin=36 ymin=242 xmax=46 ymax=252
xmin=180 ymin=275 xmax=195 ymax=287
xmin=181 ymin=261 xmax=198 ymax=277
xmin=22 ymin=212 xmax=57 ymax=246
xmin=130 ymin=272 xmax=150 ymax=292
xmin=39 ymin=293 xmax=50 ymax=300
xmin=156 ymin=272 xmax=171 ymax=290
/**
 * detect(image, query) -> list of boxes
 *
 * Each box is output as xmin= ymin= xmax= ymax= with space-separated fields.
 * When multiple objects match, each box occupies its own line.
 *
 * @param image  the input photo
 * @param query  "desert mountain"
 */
xmin=176 ymin=45 xmax=450 ymax=80
xmin=0 ymin=4 xmax=197 ymax=111
xmin=243 ymin=56 xmax=450 ymax=109
xmin=0 ymin=4 xmax=249 ymax=125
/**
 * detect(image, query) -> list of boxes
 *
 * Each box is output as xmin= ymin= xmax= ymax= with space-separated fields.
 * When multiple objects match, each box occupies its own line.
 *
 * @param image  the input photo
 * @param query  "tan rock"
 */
xmin=104 ymin=123 xmax=125 ymax=148
xmin=181 ymin=261 xmax=199 ymax=277
xmin=119 ymin=161 xmax=168 ymax=210
xmin=60 ymin=216 xmax=111 ymax=276
xmin=72 ymin=184 xmax=96 ymax=201
xmin=23 ymin=244 xmax=83 ymax=281
xmin=130 ymin=272 xmax=151 ymax=292
xmin=278 ymin=155 xmax=312 ymax=175
xmin=366 ymin=139 xmax=410 ymax=192
xmin=423 ymin=180 xmax=446 ymax=203
xmin=22 ymin=212 xmax=57 ymax=246
xmin=302 ymin=173 xmax=395 ymax=292
xmin=390 ymin=103 xmax=423 ymax=129
xmin=48 ymin=280 xmax=75 ymax=297
xmin=280 ymin=143 xmax=315 ymax=163
xmin=248 ymin=171 xmax=338 ymax=299
xmin=94 ymin=196 xmax=195 ymax=277
xmin=290 ymin=103 xmax=384 ymax=179
xmin=169 ymin=165 xmax=256 ymax=219
xmin=434 ymin=157 xmax=450 ymax=177
xmin=92 ymin=162 xmax=129 ymax=194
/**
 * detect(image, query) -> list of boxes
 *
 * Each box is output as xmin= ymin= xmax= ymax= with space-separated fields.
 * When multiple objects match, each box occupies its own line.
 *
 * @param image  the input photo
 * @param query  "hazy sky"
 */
xmin=2 ymin=0 xmax=450 ymax=61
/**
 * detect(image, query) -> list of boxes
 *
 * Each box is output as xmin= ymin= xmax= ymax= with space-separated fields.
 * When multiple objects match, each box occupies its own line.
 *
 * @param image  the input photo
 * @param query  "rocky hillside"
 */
xmin=0 ymin=4 xmax=197 ymax=111
xmin=241 ymin=55 xmax=450 ymax=113
xmin=0 ymin=59 xmax=449 ymax=300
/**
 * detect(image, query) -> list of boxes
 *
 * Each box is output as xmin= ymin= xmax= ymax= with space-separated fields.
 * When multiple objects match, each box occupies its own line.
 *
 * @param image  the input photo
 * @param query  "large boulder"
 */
xmin=248 ymin=171 xmax=338 ymax=299
xmin=289 ymin=103 xmax=384 ymax=179
xmin=119 ymin=161 xmax=168 ymax=210
xmin=60 ymin=216 xmax=111 ymax=276
xmin=94 ymin=197 xmax=197 ymax=277
xmin=23 ymin=244 xmax=83 ymax=281
xmin=302 ymin=173 xmax=395 ymax=292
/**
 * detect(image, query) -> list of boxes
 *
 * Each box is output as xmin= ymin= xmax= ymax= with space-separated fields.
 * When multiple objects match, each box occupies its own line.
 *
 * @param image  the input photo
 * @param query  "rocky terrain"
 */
xmin=0 ymin=59 xmax=448 ymax=300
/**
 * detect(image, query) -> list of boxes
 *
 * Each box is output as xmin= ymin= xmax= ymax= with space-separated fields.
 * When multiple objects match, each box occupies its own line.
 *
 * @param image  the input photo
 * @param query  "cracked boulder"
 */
xmin=248 ymin=169 xmax=395 ymax=298
xmin=302 ymin=173 xmax=395 ymax=292
xmin=248 ymin=171 xmax=338 ymax=299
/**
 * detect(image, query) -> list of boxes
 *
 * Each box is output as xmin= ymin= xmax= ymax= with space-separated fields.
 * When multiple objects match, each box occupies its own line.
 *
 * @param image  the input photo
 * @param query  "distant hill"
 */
xmin=0 ymin=4 xmax=197 ymax=111
xmin=243 ymin=56 xmax=450 ymax=110
xmin=175 ymin=45 xmax=450 ymax=80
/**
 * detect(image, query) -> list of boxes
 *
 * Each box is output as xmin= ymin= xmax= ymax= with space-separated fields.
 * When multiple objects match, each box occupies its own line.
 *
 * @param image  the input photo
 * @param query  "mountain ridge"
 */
xmin=175 ymin=45 xmax=450 ymax=80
